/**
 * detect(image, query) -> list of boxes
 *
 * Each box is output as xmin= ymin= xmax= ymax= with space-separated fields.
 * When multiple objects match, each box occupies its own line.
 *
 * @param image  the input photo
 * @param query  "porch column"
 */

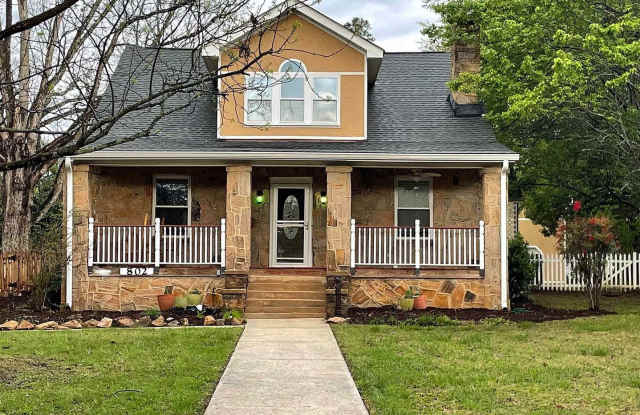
xmin=225 ymin=165 xmax=252 ymax=273
xmin=71 ymin=163 xmax=91 ymax=311
xmin=326 ymin=166 xmax=352 ymax=274
xmin=481 ymin=166 xmax=504 ymax=310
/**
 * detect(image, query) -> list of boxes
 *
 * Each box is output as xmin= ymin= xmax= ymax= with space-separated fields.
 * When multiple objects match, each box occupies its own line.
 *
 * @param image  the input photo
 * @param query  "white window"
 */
xmin=244 ymin=59 xmax=340 ymax=126
xmin=246 ymin=75 xmax=272 ymax=122
xmin=154 ymin=176 xmax=191 ymax=225
xmin=395 ymin=177 xmax=433 ymax=227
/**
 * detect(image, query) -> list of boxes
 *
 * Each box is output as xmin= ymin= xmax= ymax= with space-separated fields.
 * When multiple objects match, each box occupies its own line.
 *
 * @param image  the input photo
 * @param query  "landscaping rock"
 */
xmin=0 ymin=320 xmax=18 ymax=330
xmin=56 ymin=325 xmax=71 ymax=330
xmin=203 ymin=315 xmax=216 ymax=326
xmin=167 ymin=320 xmax=180 ymax=327
xmin=215 ymin=319 xmax=225 ymax=326
xmin=231 ymin=317 xmax=243 ymax=326
xmin=327 ymin=317 xmax=348 ymax=324
xmin=17 ymin=320 xmax=34 ymax=330
xmin=181 ymin=318 xmax=189 ymax=326
xmin=83 ymin=319 xmax=100 ymax=328
xmin=35 ymin=321 xmax=58 ymax=330
xmin=117 ymin=317 xmax=135 ymax=328
xmin=62 ymin=320 xmax=83 ymax=329
xmin=97 ymin=317 xmax=113 ymax=328
xmin=151 ymin=316 xmax=166 ymax=327
xmin=166 ymin=317 xmax=174 ymax=322
xmin=135 ymin=316 xmax=151 ymax=327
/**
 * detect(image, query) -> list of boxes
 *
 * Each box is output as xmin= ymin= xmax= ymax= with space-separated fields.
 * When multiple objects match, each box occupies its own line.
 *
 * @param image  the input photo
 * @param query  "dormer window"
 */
xmin=245 ymin=59 xmax=339 ymax=126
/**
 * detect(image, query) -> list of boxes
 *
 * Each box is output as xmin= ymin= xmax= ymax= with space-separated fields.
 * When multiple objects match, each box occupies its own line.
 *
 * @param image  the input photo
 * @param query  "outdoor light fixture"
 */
xmin=255 ymin=190 xmax=265 ymax=206
xmin=316 ymin=191 xmax=327 ymax=208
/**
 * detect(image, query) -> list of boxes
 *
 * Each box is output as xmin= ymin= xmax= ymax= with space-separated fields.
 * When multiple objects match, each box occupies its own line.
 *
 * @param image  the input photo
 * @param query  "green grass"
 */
xmin=0 ymin=327 xmax=242 ymax=415
xmin=334 ymin=294 xmax=640 ymax=414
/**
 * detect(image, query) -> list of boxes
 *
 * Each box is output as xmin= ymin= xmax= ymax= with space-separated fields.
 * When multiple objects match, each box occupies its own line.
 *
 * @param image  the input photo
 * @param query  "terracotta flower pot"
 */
xmin=174 ymin=295 xmax=188 ymax=309
xmin=157 ymin=294 xmax=175 ymax=312
xmin=398 ymin=297 xmax=414 ymax=311
xmin=413 ymin=294 xmax=427 ymax=310
xmin=186 ymin=293 xmax=203 ymax=306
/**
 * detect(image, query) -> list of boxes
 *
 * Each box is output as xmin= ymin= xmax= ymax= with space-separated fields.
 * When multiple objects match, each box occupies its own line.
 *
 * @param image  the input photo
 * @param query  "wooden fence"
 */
xmin=0 ymin=253 xmax=43 ymax=296
xmin=531 ymin=253 xmax=640 ymax=291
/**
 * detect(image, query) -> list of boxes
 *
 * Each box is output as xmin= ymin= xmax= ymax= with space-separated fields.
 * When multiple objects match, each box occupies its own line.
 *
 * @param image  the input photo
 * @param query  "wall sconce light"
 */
xmin=315 ymin=191 xmax=327 ymax=208
xmin=254 ymin=190 xmax=266 ymax=206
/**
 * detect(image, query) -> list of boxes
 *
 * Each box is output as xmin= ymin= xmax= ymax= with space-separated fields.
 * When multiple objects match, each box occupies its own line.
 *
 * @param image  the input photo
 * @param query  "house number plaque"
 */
xmin=119 ymin=267 xmax=154 ymax=276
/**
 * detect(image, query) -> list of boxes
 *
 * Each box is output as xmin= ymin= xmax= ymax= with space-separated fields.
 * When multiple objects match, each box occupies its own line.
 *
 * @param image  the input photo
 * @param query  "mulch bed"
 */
xmin=0 ymin=295 xmax=226 ymax=327
xmin=346 ymin=302 xmax=614 ymax=325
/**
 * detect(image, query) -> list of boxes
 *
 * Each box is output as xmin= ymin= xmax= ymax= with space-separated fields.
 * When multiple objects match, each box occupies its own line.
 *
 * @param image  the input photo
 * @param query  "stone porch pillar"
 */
xmin=326 ymin=166 xmax=352 ymax=274
xmin=481 ymin=166 xmax=502 ymax=310
xmin=225 ymin=165 xmax=252 ymax=273
xmin=71 ymin=164 xmax=91 ymax=311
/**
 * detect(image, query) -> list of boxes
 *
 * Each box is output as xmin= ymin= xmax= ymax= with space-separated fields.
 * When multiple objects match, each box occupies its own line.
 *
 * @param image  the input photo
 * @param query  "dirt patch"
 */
xmin=346 ymin=302 xmax=614 ymax=325
xmin=0 ymin=295 xmax=230 ymax=327
xmin=0 ymin=357 xmax=58 ymax=387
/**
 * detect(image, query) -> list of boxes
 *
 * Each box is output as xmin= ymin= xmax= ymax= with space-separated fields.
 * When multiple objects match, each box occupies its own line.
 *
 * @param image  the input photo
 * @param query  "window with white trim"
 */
xmin=244 ymin=59 xmax=339 ymax=126
xmin=395 ymin=178 xmax=432 ymax=227
xmin=154 ymin=176 xmax=190 ymax=225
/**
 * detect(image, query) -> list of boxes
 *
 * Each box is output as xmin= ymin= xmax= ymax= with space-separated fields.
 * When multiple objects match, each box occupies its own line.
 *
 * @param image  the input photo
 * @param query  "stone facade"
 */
xmin=326 ymin=166 xmax=352 ymax=273
xmin=82 ymin=276 xmax=229 ymax=311
xmin=71 ymin=164 xmax=91 ymax=311
xmin=350 ymin=278 xmax=491 ymax=309
xmin=226 ymin=165 xmax=252 ymax=272
xmin=480 ymin=167 xmax=504 ymax=309
xmin=450 ymin=43 xmax=481 ymax=105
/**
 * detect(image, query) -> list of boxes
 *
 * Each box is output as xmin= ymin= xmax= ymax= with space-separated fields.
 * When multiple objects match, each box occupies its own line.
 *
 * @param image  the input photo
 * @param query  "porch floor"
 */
xmin=204 ymin=318 xmax=368 ymax=415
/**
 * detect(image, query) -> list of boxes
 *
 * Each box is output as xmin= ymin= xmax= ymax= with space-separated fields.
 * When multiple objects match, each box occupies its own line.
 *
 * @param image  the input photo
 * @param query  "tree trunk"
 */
xmin=2 ymin=167 xmax=33 ymax=253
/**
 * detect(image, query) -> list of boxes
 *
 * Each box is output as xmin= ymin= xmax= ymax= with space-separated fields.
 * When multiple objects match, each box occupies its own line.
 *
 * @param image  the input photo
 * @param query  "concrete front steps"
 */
xmin=245 ymin=274 xmax=326 ymax=319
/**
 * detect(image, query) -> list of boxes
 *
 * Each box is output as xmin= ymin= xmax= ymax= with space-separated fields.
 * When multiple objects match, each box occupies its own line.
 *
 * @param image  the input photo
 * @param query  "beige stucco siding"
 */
xmin=218 ymin=14 xmax=366 ymax=138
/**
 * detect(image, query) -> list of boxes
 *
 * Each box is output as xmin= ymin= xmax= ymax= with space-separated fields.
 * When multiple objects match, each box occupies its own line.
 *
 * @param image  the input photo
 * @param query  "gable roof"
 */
xmin=81 ymin=46 xmax=517 ymax=162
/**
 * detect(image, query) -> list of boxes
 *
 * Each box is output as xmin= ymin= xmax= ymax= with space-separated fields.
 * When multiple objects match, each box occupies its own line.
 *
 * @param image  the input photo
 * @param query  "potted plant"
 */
xmin=398 ymin=288 xmax=415 ymax=311
xmin=157 ymin=286 xmax=175 ymax=311
xmin=186 ymin=289 xmax=203 ymax=306
xmin=413 ymin=286 xmax=428 ymax=310
xmin=223 ymin=310 xmax=233 ymax=325
xmin=174 ymin=293 xmax=188 ymax=309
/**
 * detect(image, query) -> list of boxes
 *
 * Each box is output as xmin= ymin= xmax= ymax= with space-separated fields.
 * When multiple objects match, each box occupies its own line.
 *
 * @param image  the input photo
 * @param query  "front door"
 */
xmin=270 ymin=183 xmax=312 ymax=267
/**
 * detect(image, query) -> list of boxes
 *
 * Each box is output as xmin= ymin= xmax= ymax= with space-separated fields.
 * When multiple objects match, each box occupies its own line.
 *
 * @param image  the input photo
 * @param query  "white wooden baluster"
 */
xmin=415 ymin=219 xmax=420 ymax=271
xmin=479 ymin=221 xmax=485 ymax=271
xmin=88 ymin=218 xmax=94 ymax=267
xmin=154 ymin=218 xmax=160 ymax=267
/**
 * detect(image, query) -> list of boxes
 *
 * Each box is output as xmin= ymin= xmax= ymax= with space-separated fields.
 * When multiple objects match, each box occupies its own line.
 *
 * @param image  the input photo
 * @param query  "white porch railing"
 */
xmin=531 ymin=252 xmax=640 ymax=291
xmin=89 ymin=218 xmax=226 ymax=267
xmin=350 ymin=219 xmax=484 ymax=269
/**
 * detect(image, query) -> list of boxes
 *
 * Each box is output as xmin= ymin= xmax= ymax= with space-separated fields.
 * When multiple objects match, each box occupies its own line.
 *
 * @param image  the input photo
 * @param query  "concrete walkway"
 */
xmin=204 ymin=319 xmax=368 ymax=415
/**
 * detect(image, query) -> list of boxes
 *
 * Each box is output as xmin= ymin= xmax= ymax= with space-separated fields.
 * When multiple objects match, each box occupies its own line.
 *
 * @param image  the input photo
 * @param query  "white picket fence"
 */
xmin=531 ymin=252 xmax=640 ymax=291
xmin=88 ymin=218 xmax=226 ymax=267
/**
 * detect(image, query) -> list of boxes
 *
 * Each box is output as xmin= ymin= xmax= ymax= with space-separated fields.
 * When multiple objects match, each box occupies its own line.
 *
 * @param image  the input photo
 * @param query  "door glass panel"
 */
xmin=275 ymin=187 xmax=306 ymax=264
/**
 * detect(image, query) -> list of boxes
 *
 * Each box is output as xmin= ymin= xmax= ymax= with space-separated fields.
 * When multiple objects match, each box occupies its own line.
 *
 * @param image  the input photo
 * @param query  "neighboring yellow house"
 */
xmin=518 ymin=209 xmax=560 ymax=257
xmin=64 ymin=1 xmax=519 ymax=315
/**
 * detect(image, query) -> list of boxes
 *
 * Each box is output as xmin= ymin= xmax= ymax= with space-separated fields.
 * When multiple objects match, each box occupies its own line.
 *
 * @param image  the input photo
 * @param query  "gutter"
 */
xmin=64 ymin=157 xmax=73 ymax=309
xmin=72 ymin=151 xmax=520 ymax=163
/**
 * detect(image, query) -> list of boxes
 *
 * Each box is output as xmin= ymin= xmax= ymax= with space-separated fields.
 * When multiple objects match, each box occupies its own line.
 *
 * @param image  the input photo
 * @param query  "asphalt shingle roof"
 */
xmin=97 ymin=46 xmax=514 ymax=155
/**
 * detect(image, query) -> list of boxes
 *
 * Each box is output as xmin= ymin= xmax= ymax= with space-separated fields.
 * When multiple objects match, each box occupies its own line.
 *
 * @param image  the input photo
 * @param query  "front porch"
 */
xmin=66 ymin=163 xmax=507 ymax=312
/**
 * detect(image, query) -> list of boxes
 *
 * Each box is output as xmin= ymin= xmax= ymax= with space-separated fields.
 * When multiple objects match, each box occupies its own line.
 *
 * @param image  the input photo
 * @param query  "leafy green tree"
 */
xmin=344 ymin=17 xmax=375 ymax=41
xmin=422 ymin=0 xmax=640 ymax=247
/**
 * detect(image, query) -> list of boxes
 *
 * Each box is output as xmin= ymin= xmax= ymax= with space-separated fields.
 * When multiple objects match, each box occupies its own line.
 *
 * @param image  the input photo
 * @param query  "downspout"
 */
xmin=65 ymin=157 xmax=73 ymax=308
xmin=500 ymin=160 xmax=509 ymax=309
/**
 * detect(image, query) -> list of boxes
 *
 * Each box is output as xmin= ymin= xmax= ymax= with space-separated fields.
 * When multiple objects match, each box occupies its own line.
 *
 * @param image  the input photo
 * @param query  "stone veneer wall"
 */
xmin=90 ymin=166 xmax=226 ymax=225
xmin=82 ymin=276 xmax=231 ymax=311
xmin=226 ymin=165 xmax=252 ymax=272
xmin=351 ymin=168 xmax=482 ymax=227
xmin=326 ymin=166 xmax=352 ymax=273
xmin=251 ymin=167 xmax=327 ymax=268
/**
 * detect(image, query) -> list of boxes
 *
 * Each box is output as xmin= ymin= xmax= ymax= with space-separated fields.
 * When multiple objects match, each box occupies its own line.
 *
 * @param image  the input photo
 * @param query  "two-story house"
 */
xmin=63 ymin=2 xmax=518 ymax=316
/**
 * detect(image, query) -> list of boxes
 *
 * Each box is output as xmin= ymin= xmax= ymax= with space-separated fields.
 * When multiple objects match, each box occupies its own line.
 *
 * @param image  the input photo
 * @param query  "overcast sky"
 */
xmin=316 ymin=0 xmax=439 ymax=52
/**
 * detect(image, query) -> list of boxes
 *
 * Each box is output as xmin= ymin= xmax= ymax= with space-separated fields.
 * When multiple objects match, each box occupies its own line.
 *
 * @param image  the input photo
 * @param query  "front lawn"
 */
xmin=333 ymin=293 xmax=640 ymax=414
xmin=0 ymin=327 xmax=242 ymax=415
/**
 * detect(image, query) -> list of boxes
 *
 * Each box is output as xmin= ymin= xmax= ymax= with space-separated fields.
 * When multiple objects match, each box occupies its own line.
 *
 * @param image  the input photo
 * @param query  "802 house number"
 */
xmin=119 ymin=267 xmax=154 ymax=276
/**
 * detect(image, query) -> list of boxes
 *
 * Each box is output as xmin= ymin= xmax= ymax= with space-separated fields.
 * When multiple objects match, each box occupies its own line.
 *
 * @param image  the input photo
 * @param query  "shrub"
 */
xmin=30 ymin=219 xmax=66 ymax=311
xmin=508 ymin=233 xmax=537 ymax=303
xmin=557 ymin=215 xmax=619 ymax=311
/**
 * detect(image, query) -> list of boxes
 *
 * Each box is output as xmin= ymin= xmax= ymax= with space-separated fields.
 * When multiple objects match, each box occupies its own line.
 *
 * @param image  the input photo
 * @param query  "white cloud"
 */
xmin=316 ymin=0 xmax=440 ymax=51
